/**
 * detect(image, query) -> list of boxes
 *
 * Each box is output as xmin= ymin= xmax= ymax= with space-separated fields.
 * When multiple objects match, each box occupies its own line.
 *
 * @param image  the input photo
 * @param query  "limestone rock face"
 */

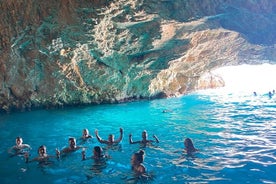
xmin=0 ymin=0 xmax=276 ymax=112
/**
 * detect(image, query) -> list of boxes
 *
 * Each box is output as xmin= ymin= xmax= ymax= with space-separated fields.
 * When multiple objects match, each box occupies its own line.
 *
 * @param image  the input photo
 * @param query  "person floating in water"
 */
xmin=56 ymin=137 xmax=86 ymax=158
xmin=83 ymin=146 xmax=110 ymax=178
xmin=95 ymin=128 xmax=123 ymax=145
xmin=24 ymin=145 xmax=58 ymax=164
xmin=268 ymin=91 xmax=272 ymax=98
xmin=131 ymin=149 xmax=146 ymax=176
xmin=8 ymin=137 xmax=31 ymax=156
xmin=184 ymin=138 xmax=198 ymax=154
xmin=82 ymin=146 xmax=109 ymax=161
xmin=82 ymin=128 xmax=93 ymax=140
xmin=129 ymin=130 xmax=159 ymax=146
xmin=162 ymin=109 xmax=173 ymax=113
xmin=268 ymin=91 xmax=273 ymax=98
xmin=78 ymin=128 xmax=93 ymax=144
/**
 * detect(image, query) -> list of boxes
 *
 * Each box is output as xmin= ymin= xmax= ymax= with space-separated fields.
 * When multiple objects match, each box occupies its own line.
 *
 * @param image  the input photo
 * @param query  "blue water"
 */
xmin=1 ymin=90 xmax=276 ymax=184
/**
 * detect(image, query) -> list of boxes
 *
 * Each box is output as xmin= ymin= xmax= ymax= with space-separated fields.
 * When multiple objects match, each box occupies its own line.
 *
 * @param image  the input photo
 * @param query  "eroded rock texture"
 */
xmin=0 ymin=0 xmax=276 ymax=112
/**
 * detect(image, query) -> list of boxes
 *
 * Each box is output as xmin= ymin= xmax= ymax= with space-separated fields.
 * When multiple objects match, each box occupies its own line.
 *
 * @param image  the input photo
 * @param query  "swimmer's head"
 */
xmin=93 ymin=146 xmax=103 ymax=158
xmin=68 ymin=137 xmax=76 ymax=148
xmin=108 ymin=134 xmax=114 ymax=142
xmin=142 ymin=130 xmax=148 ymax=139
xmin=38 ymin=145 xmax=46 ymax=156
xmin=83 ymin=129 xmax=89 ymax=136
xmin=131 ymin=149 xmax=145 ymax=165
xmin=184 ymin=138 xmax=196 ymax=152
xmin=16 ymin=137 xmax=23 ymax=146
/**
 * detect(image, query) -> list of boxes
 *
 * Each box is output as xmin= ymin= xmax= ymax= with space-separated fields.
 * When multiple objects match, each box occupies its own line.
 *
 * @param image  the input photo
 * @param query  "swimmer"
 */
xmin=8 ymin=137 xmax=31 ymax=156
xmin=84 ymin=146 xmax=109 ymax=178
xmin=95 ymin=128 xmax=123 ymax=145
xmin=92 ymin=146 xmax=107 ymax=160
xmin=184 ymin=138 xmax=198 ymax=154
xmin=78 ymin=128 xmax=93 ymax=144
xmin=81 ymin=128 xmax=93 ymax=140
xmin=24 ymin=145 xmax=58 ymax=164
xmin=56 ymin=137 xmax=86 ymax=157
xmin=82 ymin=146 xmax=109 ymax=161
xmin=131 ymin=149 xmax=146 ymax=176
xmin=129 ymin=130 xmax=159 ymax=145
xmin=162 ymin=109 xmax=173 ymax=113
xmin=77 ymin=129 xmax=93 ymax=145
xmin=268 ymin=91 xmax=273 ymax=98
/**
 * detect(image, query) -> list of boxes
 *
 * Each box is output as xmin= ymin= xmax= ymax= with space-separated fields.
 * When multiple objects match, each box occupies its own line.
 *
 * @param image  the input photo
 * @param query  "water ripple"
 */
xmin=2 ymin=92 xmax=276 ymax=183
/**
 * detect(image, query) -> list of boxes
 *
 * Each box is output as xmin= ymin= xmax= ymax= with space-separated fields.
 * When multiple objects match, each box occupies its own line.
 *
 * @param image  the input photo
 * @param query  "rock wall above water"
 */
xmin=1 ymin=0 xmax=276 ymax=112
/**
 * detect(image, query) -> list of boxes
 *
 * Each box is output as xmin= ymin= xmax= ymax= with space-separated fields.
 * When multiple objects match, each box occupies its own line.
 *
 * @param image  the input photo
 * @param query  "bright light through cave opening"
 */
xmin=211 ymin=63 xmax=276 ymax=95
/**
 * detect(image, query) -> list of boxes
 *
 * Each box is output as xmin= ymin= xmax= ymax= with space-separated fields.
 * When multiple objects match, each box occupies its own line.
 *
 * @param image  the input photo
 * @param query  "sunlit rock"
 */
xmin=196 ymin=72 xmax=225 ymax=90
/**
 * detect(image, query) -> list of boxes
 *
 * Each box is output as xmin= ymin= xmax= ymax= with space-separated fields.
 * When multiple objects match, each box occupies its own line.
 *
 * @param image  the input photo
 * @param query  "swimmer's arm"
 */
xmin=22 ymin=144 xmax=31 ymax=150
xmin=95 ymin=129 xmax=107 ymax=144
xmin=104 ymin=154 xmax=111 ymax=159
xmin=46 ymin=152 xmax=61 ymax=159
xmin=81 ymin=135 xmax=93 ymax=140
xmin=76 ymin=146 xmax=87 ymax=150
xmin=55 ymin=148 xmax=61 ymax=159
xmin=8 ymin=146 xmax=16 ymax=154
xmin=96 ymin=136 xmax=108 ymax=144
xmin=27 ymin=156 xmax=52 ymax=163
xmin=153 ymin=135 xmax=159 ymax=143
xmin=24 ymin=152 xmax=52 ymax=163
xmin=24 ymin=153 xmax=35 ymax=163
xmin=114 ymin=128 xmax=123 ymax=143
xmin=129 ymin=134 xmax=140 ymax=144
xmin=8 ymin=145 xmax=30 ymax=156
xmin=81 ymin=147 xmax=97 ymax=161
xmin=99 ymin=139 xmax=109 ymax=144
xmin=147 ymin=135 xmax=159 ymax=144
xmin=59 ymin=147 xmax=71 ymax=154
xmin=81 ymin=149 xmax=87 ymax=160
xmin=56 ymin=148 xmax=72 ymax=158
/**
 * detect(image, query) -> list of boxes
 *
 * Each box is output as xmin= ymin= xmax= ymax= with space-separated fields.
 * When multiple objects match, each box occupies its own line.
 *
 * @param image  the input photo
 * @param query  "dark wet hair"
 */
xmin=94 ymin=146 xmax=103 ymax=156
xmin=68 ymin=137 xmax=76 ymax=142
xmin=134 ymin=149 xmax=145 ymax=163
xmin=184 ymin=138 xmax=197 ymax=152
xmin=38 ymin=145 xmax=46 ymax=153
xmin=16 ymin=137 xmax=23 ymax=142
xmin=185 ymin=138 xmax=193 ymax=144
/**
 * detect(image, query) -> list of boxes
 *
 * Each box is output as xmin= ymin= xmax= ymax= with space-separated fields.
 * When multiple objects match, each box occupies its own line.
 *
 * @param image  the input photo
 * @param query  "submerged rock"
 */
xmin=0 ymin=0 xmax=276 ymax=112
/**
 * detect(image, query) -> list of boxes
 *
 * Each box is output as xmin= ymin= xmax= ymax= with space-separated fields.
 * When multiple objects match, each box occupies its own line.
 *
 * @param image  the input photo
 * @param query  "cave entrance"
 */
xmin=211 ymin=63 xmax=276 ymax=95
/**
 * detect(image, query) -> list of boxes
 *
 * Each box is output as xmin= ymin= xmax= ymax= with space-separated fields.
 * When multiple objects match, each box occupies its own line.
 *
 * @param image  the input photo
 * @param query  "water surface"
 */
xmin=1 ymin=90 xmax=276 ymax=184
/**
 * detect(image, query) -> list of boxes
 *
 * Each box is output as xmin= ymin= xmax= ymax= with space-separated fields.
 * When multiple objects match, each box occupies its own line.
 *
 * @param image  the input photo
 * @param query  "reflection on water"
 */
xmin=1 ymin=90 xmax=276 ymax=183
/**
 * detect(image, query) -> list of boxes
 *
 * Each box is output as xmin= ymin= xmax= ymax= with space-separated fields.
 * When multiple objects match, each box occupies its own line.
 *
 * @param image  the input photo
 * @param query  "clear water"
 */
xmin=1 ymin=90 xmax=276 ymax=184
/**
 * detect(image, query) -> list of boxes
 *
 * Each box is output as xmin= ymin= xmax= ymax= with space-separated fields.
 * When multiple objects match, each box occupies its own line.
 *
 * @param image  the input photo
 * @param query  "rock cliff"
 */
xmin=1 ymin=0 xmax=276 ymax=112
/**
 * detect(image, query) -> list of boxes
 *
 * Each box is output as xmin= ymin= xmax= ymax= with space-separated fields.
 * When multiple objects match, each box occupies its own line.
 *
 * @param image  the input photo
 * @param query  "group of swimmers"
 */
xmin=253 ymin=90 xmax=275 ymax=98
xmin=8 ymin=128 xmax=198 ymax=177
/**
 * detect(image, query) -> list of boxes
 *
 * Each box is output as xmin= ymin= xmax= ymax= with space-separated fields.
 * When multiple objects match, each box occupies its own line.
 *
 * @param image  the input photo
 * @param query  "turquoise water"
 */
xmin=1 ymin=90 xmax=276 ymax=184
